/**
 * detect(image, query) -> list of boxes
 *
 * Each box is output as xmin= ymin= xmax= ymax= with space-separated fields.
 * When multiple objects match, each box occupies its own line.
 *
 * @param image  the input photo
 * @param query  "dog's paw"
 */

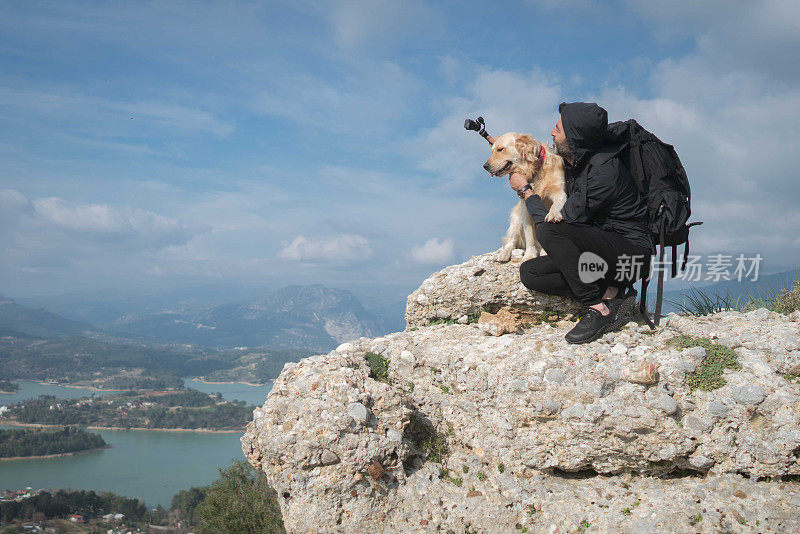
xmin=545 ymin=208 xmax=563 ymax=223
xmin=522 ymin=249 xmax=540 ymax=262
xmin=495 ymin=248 xmax=513 ymax=263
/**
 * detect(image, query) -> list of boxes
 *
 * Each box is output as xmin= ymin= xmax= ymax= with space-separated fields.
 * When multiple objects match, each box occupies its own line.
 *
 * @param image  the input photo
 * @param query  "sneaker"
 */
xmin=565 ymin=307 xmax=616 ymax=344
xmin=603 ymin=287 xmax=638 ymax=323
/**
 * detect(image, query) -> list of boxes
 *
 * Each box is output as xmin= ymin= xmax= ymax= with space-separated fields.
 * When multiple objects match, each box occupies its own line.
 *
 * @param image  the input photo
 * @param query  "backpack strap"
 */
xmin=681 ymin=221 xmax=703 ymax=271
xmin=682 ymin=239 xmax=689 ymax=271
xmin=628 ymin=122 xmax=647 ymax=196
xmin=653 ymin=219 xmax=666 ymax=326
xmin=671 ymin=244 xmax=678 ymax=278
xmin=639 ymin=256 xmax=655 ymax=330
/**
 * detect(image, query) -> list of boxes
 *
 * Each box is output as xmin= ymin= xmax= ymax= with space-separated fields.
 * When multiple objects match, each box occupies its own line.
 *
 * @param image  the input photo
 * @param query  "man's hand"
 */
xmin=508 ymin=172 xmax=528 ymax=192
xmin=509 ymin=172 xmax=536 ymax=200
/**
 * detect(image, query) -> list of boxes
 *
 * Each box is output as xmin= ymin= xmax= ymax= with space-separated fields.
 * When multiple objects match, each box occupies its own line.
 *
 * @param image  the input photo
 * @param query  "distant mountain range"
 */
xmin=111 ymin=284 xmax=385 ymax=351
xmin=15 ymin=283 xmax=270 ymax=328
xmin=0 ymin=296 xmax=98 ymax=338
xmin=5 ymin=285 xmax=392 ymax=353
xmin=8 ymin=269 xmax=795 ymax=354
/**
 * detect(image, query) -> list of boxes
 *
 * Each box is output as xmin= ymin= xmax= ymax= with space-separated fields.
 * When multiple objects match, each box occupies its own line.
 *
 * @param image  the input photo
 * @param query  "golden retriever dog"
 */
xmin=483 ymin=133 xmax=567 ymax=262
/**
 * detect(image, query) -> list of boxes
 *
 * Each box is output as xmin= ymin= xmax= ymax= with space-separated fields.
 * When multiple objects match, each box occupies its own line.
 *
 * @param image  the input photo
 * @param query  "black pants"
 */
xmin=520 ymin=222 xmax=651 ymax=306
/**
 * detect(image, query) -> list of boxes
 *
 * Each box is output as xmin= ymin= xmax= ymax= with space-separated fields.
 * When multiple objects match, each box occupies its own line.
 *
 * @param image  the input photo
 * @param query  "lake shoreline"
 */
xmin=0 ymin=377 xmax=272 ymax=391
xmin=29 ymin=380 xmax=127 ymax=393
xmin=0 ymin=420 xmax=244 ymax=434
xmin=190 ymin=377 xmax=272 ymax=387
xmin=0 ymin=444 xmax=112 ymax=462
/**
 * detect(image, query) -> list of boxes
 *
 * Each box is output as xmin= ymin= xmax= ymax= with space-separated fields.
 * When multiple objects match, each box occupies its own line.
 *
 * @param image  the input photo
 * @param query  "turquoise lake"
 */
xmin=0 ymin=379 xmax=272 ymax=508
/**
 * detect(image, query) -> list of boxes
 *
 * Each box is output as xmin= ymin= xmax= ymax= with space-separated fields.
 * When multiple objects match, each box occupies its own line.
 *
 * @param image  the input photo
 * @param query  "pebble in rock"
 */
xmin=321 ymin=450 xmax=340 ymax=466
xmin=347 ymin=402 xmax=370 ymax=424
xmin=654 ymin=394 xmax=678 ymax=415
xmin=747 ymin=308 xmax=771 ymax=320
xmin=399 ymin=350 xmax=416 ymax=366
xmin=544 ymin=368 xmax=567 ymax=384
xmin=732 ymin=385 xmax=766 ymax=405
xmin=707 ymin=400 xmax=730 ymax=419
xmin=610 ymin=343 xmax=627 ymax=356
xmin=689 ymin=455 xmax=714 ymax=470
xmin=624 ymin=359 xmax=659 ymax=385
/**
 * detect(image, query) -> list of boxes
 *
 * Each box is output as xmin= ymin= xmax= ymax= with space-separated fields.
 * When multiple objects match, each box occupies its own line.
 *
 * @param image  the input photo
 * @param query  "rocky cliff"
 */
xmin=242 ymin=250 xmax=800 ymax=533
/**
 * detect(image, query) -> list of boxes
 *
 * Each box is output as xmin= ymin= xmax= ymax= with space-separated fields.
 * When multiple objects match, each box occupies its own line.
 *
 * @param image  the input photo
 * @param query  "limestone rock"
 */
xmin=654 ymin=394 xmax=679 ymax=415
xmin=347 ymin=402 xmax=369 ymax=424
xmin=242 ymin=255 xmax=800 ymax=534
xmin=405 ymin=249 xmax=581 ymax=327
xmin=367 ymin=460 xmax=385 ymax=480
xmin=623 ymin=359 xmax=660 ymax=385
xmin=320 ymin=450 xmax=339 ymax=466
xmin=477 ymin=307 xmax=534 ymax=336
xmin=732 ymin=385 xmax=766 ymax=405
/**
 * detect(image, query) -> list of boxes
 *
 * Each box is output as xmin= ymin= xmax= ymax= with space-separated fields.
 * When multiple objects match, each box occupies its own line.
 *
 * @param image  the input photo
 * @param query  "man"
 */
xmin=507 ymin=102 xmax=653 ymax=343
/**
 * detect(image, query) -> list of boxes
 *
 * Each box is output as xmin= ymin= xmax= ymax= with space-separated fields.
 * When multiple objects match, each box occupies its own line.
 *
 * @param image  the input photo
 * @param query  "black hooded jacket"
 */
xmin=526 ymin=102 xmax=652 ymax=252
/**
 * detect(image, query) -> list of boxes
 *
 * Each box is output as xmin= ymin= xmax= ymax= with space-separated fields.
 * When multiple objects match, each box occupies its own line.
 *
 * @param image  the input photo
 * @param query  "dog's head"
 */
xmin=483 ymin=133 xmax=544 ymax=178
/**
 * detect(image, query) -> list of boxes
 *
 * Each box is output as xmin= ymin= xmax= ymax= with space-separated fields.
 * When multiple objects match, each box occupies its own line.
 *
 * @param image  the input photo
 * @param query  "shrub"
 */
xmin=196 ymin=460 xmax=284 ymax=534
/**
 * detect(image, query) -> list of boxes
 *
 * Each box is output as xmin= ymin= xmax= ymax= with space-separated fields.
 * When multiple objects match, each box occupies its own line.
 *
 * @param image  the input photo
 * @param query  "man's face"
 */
xmin=551 ymin=116 xmax=570 ymax=159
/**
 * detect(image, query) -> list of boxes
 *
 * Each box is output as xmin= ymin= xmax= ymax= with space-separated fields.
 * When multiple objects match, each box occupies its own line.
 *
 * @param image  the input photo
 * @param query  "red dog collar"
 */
xmin=533 ymin=145 xmax=546 ymax=175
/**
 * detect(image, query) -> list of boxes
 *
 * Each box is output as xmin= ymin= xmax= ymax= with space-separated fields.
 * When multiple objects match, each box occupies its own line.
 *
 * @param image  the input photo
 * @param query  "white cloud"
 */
xmin=411 ymin=238 xmax=455 ymax=265
xmin=32 ymin=197 xmax=188 ymax=241
xmin=627 ymin=0 xmax=800 ymax=82
xmin=0 ymin=189 xmax=201 ymax=251
xmin=278 ymin=234 xmax=372 ymax=262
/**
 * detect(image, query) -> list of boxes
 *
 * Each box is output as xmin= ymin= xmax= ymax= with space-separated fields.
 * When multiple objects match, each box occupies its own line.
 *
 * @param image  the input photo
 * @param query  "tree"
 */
xmin=170 ymin=486 xmax=207 ymax=526
xmin=196 ymin=460 xmax=284 ymax=534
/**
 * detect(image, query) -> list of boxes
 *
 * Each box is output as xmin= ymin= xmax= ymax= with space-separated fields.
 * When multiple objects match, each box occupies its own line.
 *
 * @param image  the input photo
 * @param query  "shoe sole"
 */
xmin=566 ymin=294 xmax=637 ymax=345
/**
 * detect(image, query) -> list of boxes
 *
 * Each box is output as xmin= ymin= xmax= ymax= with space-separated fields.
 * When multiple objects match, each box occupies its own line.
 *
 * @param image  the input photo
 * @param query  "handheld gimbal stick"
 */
xmin=464 ymin=116 xmax=496 ymax=145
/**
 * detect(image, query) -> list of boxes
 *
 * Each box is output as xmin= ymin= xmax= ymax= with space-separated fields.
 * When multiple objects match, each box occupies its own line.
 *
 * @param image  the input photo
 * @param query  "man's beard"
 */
xmin=553 ymin=138 xmax=571 ymax=159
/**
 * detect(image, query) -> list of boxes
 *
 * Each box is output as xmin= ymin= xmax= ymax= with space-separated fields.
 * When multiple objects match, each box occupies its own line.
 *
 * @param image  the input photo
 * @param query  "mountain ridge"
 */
xmin=113 ymin=284 xmax=384 ymax=351
xmin=0 ymin=296 xmax=98 ymax=338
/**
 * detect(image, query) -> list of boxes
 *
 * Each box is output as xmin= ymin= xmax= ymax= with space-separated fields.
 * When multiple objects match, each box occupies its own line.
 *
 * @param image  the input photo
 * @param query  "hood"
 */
xmin=558 ymin=102 xmax=608 ymax=169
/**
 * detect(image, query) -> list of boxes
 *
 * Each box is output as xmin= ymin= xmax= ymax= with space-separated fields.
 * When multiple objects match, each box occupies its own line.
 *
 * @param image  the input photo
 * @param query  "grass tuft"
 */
xmin=669 ymin=287 xmax=740 ymax=316
xmin=364 ymin=352 xmax=389 ymax=383
xmin=407 ymin=412 xmax=448 ymax=463
xmin=667 ymin=335 xmax=740 ymax=391
xmin=670 ymin=269 xmax=800 ymax=317
xmin=749 ymin=280 xmax=800 ymax=314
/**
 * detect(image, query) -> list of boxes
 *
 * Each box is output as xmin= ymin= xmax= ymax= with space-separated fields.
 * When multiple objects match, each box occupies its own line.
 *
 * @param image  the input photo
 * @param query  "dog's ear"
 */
xmin=514 ymin=135 xmax=539 ymax=161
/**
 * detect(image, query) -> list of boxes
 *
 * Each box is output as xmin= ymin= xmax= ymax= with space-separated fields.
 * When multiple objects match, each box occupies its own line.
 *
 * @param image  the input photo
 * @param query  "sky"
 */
xmin=1 ymin=0 xmax=799 ymax=308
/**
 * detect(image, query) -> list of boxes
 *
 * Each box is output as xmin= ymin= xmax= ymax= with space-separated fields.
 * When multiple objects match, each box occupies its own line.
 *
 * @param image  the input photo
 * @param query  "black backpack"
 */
xmin=605 ymin=119 xmax=703 ymax=327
